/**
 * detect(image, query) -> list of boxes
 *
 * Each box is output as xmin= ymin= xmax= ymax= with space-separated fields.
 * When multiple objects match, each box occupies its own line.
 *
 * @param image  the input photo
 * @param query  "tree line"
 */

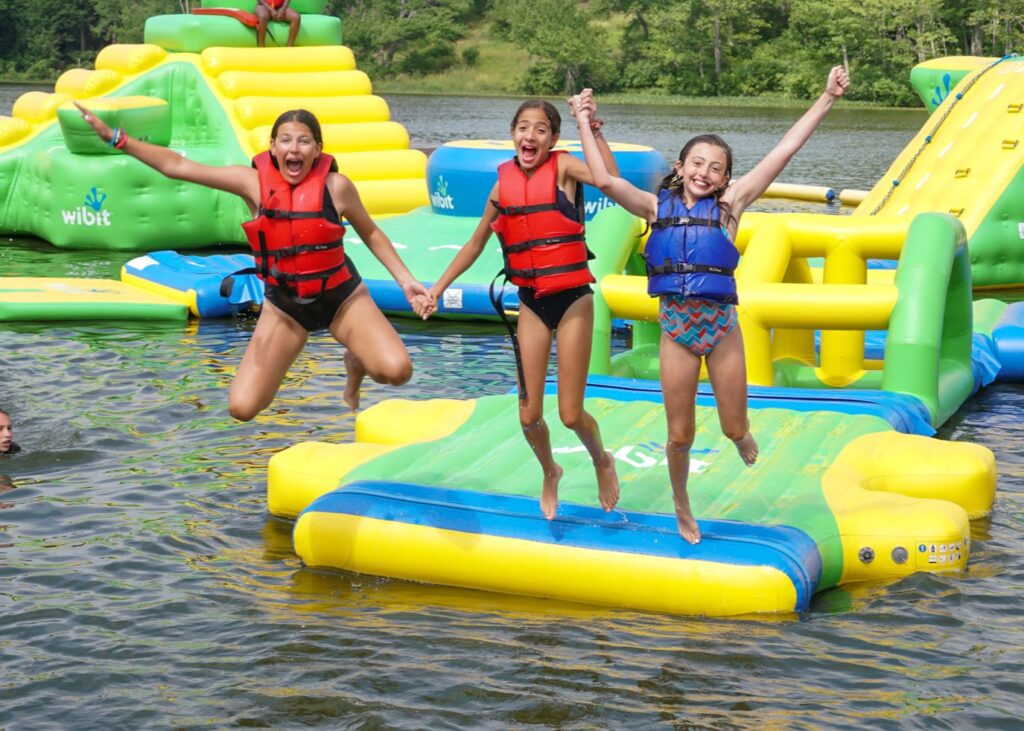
xmin=1 ymin=0 xmax=1021 ymax=106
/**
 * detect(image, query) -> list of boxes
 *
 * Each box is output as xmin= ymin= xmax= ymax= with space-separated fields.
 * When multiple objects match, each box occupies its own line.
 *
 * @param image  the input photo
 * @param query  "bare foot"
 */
xmin=540 ymin=464 xmax=564 ymax=520
xmin=343 ymin=349 xmax=366 ymax=412
xmin=596 ymin=451 xmax=619 ymax=511
xmin=673 ymin=492 xmax=701 ymax=544
xmin=732 ymin=432 xmax=758 ymax=466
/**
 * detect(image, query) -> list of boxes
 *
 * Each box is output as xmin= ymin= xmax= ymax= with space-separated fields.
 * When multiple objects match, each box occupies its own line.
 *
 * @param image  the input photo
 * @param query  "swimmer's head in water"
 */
xmin=510 ymin=100 xmax=561 ymax=172
xmin=0 ymin=409 xmax=13 ymax=454
xmin=269 ymin=109 xmax=337 ymax=184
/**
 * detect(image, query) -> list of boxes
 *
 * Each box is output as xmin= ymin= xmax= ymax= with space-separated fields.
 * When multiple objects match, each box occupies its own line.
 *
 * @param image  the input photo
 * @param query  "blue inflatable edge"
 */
xmin=301 ymin=480 xmax=823 ymax=613
xmin=992 ymin=301 xmax=1024 ymax=381
xmin=367 ymin=278 xmax=519 ymax=318
xmin=543 ymin=374 xmax=936 ymax=436
xmin=123 ymin=250 xmax=263 ymax=317
xmin=856 ymin=330 xmax=1002 ymax=391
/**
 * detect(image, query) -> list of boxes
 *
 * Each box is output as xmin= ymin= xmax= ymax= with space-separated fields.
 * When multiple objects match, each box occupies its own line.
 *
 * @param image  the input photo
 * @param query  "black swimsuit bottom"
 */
xmin=264 ymin=259 xmax=362 ymax=332
xmin=517 ymin=284 xmax=592 ymax=331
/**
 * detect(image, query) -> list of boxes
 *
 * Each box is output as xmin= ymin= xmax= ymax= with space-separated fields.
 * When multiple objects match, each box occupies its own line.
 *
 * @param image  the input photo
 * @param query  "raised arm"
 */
xmin=75 ymin=102 xmax=257 ymax=209
xmin=569 ymin=92 xmax=658 ymax=222
xmin=331 ymin=173 xmax=431 ymax=306
xmin=725 ymin=65 xmax=850 ymax=215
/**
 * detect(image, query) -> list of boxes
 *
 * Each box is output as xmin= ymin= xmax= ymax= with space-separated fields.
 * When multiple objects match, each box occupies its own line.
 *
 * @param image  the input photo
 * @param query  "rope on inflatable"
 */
xmin=869 ymin=54 xmax=1016 ymax=216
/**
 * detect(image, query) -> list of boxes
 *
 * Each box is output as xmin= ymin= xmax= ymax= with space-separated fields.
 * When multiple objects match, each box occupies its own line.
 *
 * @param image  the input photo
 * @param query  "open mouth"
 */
xmin=284 ymin=158 xmax=304 ymax=175
xmin=519 ymin=144 xmax=539 ymax=165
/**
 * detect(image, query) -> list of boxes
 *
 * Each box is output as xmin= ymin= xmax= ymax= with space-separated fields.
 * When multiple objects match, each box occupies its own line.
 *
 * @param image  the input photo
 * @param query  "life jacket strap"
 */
xmin=260 ymin=239 xmax=343 ymax=260
xmin=493 ymin=202 xmax=560 ymax=216
xmin=503 ymin=233 xmax=584 ymax=254
xmin=488 ymin=271 xmax=528 ymax=402
xmin=506 ymin=260 xmax=589 ymax=280
xmin=270 ymin=261 xmax=349 ymax=284
xmin=259 ymin=208 xmax=324 ymax=220
xmin=651 ymin=215 xmax=720 ymax=230
xmin=648 ymin=261 xmax=734 ymax=276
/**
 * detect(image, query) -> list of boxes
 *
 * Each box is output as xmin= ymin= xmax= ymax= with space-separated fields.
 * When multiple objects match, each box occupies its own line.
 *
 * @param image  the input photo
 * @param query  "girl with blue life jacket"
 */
xmin=413 ymin=98 xmax=621 ymax=520
xmin=572 ymin=67 xmax=850 ymax=543
xmin=75 ymin=103 xmax=432 ymax=421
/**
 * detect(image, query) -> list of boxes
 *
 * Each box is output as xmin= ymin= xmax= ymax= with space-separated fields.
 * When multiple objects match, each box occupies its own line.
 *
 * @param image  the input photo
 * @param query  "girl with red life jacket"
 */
xmin=75 ymin=103 xmax=431 ymax=421
xmin=414 ymin=98 xmax=620 ymax=520
xmin=572 ymin=67 xmax=850 ymax=544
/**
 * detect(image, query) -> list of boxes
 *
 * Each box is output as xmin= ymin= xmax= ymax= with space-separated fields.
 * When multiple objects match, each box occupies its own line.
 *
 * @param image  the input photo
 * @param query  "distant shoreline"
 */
xmin=0 ymin=77 xmax=921 ymax=113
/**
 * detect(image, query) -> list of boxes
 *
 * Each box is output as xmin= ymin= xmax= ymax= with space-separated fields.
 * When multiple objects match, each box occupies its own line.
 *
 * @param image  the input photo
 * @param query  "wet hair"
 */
xmin=268 ymin=109 xmax=338 ymax=172
xmin=510 ymin=100 xmax=562 ymax=135
xmin=0 ymin=408 xmax=8 ymax=418
xmin=658 ymin=133 xmax=735 ymax=225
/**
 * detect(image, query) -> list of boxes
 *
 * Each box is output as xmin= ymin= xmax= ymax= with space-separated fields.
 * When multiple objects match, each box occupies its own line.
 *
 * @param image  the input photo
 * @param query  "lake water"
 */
xmin=2 ymin=86 xmax=1023 ymax=728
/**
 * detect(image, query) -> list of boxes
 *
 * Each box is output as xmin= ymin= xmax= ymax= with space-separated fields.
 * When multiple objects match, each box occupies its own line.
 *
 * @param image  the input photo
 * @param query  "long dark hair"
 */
xmin=658 ymin=133 xmax=734 ymax=224
xmin=510 ymin=99 xmax=562 ymax=135
xmin=269 ymin=109 xmax=338 ymax=172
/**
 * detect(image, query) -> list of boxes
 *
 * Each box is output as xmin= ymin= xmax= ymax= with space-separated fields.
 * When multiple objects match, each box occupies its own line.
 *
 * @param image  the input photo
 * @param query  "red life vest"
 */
xmin=241 ymin=151 xmax=352 ymax=299
xmin=490 ymin=151 xmax=593 ymax=297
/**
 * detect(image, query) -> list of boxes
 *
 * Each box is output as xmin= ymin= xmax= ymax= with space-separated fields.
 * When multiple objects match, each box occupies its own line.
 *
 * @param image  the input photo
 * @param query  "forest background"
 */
xmin=0 ymin=0 xmax=1021 ymax=107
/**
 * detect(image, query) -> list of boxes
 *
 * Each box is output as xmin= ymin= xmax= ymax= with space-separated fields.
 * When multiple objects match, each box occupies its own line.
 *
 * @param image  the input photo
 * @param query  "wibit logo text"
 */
xmin=62 ymin=187 xmax=111 ymax=226
xmin=584 ymin=196 xmax=618 ymax=217
xmin=430 ymin=175 xmax=455 ymax=210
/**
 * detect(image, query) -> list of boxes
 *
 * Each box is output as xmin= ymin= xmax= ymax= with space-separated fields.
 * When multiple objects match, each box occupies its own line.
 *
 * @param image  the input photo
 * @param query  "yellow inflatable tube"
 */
xmin=294 ymin=512 xmax=801 ymax=616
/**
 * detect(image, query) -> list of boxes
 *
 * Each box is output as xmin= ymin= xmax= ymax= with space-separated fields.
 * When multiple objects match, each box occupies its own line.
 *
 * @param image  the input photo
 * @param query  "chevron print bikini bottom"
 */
xmin=659 ymin=296 xmax=737 ymax=357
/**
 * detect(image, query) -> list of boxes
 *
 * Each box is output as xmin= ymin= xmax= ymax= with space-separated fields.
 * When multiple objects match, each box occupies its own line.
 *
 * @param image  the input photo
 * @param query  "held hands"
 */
xmin=568 ymin=88 xmax=603 ymax=132
xmin=411 ymin=293 xmax=436 ymax=320
xmin=73 ymin=101 xmax=113 ymax=142
xmin=826 ymin=65 xmax=850 ymax=98
xmin=403 ymin=280 xmax=436 ymax=320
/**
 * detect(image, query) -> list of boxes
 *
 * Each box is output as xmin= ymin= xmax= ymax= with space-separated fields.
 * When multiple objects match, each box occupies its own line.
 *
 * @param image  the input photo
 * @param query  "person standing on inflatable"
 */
xmin=75 ymin=103 xmax=432 ymax=420
xmin=571 ymin=67 xmax=850 ymax=543
xmin=255 ymin=0 xmax=300 ymax=48
xmin=414 ymin=98 xmax=621 ymax=520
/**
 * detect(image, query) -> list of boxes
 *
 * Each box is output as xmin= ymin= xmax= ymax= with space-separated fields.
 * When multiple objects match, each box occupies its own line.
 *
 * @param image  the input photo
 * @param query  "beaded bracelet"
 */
xmin=108 ymin=127 xmax=127 ymax=149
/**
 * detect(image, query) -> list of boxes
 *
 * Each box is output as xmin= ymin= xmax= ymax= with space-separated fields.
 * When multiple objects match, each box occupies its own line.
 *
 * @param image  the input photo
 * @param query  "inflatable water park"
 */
xmin=1 ymin=2 xmax=1022 ymax=615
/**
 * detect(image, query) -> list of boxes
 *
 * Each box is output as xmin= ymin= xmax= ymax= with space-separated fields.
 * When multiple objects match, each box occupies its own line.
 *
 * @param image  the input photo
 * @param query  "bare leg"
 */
xmin=554 ymin=294 xmax=619 ymax=511
xmin=516 ymin=303 xmax=562 ymax=519
xmin=706 ymin=324 xmax=758 ymax=466
xmin=342 ymin=348 xmax=366 ymax=412
xmin=284 ymin=8 xmax=301 ymax=47
xmin=329 ymin=285 xmax=412 ymax=411
xmin=660 ymin=331 xmax=703 ymax=543
xmin=254 ymin=6 xmax=270 ymax=47
xmin=229 ymin=300 xmax=308 ymax=421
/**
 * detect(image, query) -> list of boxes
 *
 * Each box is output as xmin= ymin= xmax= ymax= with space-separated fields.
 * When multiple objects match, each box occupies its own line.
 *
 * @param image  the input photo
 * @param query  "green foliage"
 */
xmin=461 ymin=46 xmax=481 ymax=66
xmin=491 ymin=0 xmax=616 ymax=93
xmin=334 ymin=0 xmax=473 ymax=77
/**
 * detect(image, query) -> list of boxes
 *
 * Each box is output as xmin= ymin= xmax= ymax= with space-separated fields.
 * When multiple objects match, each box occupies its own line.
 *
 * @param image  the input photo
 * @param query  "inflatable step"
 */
xmin=295 ymin=481 xmax=823 ymax=616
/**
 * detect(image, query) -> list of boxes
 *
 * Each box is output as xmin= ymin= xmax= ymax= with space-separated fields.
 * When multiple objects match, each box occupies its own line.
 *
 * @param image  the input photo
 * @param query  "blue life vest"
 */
xmin=644 ymin=191 xmax=739 ymax=303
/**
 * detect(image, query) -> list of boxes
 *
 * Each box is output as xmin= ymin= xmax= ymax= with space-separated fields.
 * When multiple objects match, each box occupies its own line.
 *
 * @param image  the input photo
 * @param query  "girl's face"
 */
xmin=675 ymin=142 xmax=730 ymax=201
xmin=512 ymin=108 xmax=559 ymax=172
xmin=270 ymin=122 xmax=322 ymax=185
xmin=0 ymin=413 xmax=12 ymax=453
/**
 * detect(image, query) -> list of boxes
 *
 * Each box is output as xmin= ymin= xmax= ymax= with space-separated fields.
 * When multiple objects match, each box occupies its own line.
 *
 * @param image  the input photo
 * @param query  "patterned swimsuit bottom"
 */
xmin=659 ymin=295 xmax=737 ymax=357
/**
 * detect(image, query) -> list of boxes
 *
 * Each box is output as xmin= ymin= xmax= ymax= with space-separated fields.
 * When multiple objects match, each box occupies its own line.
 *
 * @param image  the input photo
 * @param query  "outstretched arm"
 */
xmin=413 ymin=183 xmax=500 ymax=318
xmin=569 ymin=92 xmax=657 ymax=222
xmin=75 ymin=102 xmax=257 ymax=208
xmin=726 ymin=65 xmax=850 ymax=215
xmin=332 ymin=174 xmax=432 ymax=308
